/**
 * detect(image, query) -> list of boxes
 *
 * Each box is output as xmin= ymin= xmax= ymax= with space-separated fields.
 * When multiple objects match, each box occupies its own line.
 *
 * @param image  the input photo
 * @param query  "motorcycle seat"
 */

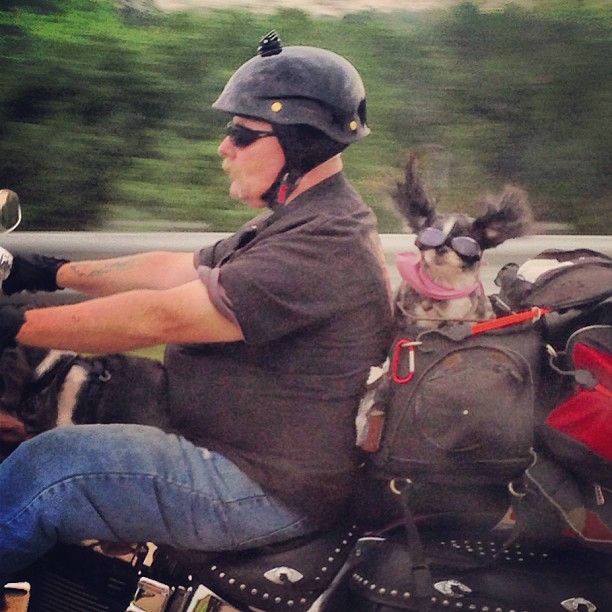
xmin=155 ymin=518 xmax=360 ymax=611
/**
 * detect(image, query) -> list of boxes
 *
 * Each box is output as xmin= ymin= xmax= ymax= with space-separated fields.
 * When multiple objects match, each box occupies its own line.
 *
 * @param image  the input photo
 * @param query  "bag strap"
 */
xmin=471 ymin=307 xmax=549 ymax=335
xmin=389 ymin=478 xmax=432 ymax=600
xmin=390 ymin=307 xmax=547 ymax=384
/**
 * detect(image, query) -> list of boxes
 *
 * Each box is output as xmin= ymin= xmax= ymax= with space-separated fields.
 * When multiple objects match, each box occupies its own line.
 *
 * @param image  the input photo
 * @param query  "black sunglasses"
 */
xmin=226 ymin=122 xmax=275 ymax=148
xmin=416 ymin=227 xmax=482 ymax=259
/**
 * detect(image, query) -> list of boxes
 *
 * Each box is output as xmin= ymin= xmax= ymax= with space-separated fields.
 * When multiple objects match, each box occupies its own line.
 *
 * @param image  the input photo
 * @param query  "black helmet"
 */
xmin=213 ymin=32 xmax=369 ymax=145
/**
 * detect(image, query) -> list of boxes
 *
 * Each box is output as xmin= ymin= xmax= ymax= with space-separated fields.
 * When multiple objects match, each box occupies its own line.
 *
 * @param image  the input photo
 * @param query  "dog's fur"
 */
xmin=0 ymin=345 xmax=169 ymax=457
xmin=392 ymin=153 xmax=532 ymax=328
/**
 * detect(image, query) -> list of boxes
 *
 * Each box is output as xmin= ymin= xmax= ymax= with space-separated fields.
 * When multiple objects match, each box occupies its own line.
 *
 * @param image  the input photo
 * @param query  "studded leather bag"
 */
xmin=347 ymin=525 xmax=612 ymax=612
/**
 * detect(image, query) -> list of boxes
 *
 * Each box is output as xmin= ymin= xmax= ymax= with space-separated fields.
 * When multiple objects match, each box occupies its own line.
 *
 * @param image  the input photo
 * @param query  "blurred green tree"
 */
xmin=0 ymin=0 xmax=609 ymax=232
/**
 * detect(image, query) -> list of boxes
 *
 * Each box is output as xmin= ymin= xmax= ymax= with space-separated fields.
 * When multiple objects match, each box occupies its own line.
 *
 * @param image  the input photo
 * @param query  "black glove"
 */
xmin=2 ymin=254 xmax=69 ymax=295
xmin=0 ymin=305 xmax=26 ymax=349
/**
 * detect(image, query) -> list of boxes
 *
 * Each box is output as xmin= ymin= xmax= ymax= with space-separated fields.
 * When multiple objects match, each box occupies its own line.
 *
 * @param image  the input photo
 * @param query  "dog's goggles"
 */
xmin=416 ymin=227 xmax=482 ymax=259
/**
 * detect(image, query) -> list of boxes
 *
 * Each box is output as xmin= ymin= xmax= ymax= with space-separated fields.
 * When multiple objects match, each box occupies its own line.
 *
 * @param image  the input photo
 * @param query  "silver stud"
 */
xmin=391 ymin=590 xmax=398 ymax=596
xmin=275 ymin=597 xmax=281 ymax=603
xmin=239 ymin=584 xmax=246 ymax=590
xmin=251 ymin=589 xmax=258 ymax=595
xmin=379 ymin=588 xmax=386 ymax=594
xmin=228 ymin=578 xmax=235 ymax=585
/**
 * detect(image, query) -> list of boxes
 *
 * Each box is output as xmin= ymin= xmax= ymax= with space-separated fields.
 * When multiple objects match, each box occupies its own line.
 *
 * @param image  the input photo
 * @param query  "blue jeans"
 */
xmin=0 ymin=424 xmax=315 ymax=583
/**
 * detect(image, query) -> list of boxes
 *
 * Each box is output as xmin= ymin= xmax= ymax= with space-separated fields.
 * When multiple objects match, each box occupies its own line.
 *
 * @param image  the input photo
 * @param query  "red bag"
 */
xmin=546 ymin=342 xmax=612 ymax=461
xmin=513 ymin=325 xmax=612 ymax=553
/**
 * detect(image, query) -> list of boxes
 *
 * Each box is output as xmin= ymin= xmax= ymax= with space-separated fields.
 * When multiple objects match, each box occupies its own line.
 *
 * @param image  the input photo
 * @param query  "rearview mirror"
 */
xmin=0 ymin=189 xmax=22 ymax=233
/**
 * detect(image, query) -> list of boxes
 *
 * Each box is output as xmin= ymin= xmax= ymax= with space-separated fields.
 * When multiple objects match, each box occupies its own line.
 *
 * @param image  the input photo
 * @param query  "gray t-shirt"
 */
xmin=164 ymin=173 xmax=392 ymax=525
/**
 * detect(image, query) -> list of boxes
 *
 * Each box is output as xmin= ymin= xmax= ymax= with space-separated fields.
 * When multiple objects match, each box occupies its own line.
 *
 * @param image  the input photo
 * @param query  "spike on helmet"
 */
xmin=212 ymin=32 xmax=369 ymax=145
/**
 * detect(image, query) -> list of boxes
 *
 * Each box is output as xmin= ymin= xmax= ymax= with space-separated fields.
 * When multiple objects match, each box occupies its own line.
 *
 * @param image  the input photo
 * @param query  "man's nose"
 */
xmin=218 ymin=136 xmax=233 ymax=158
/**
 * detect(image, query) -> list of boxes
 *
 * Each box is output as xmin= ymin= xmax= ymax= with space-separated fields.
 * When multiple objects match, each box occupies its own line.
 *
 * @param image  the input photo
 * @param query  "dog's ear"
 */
xmin=391 ymin=152 xmax=437 ymax=233
xmin=471 ymin=185 xmax=532 ymax=250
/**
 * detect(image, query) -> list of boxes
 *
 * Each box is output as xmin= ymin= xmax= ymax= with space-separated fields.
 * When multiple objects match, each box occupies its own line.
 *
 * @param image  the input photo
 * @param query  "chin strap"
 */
xmin=263 ymin=170 xmax=302 ymax=208
xmin=276 ymin=172 xmax=302 ymax=205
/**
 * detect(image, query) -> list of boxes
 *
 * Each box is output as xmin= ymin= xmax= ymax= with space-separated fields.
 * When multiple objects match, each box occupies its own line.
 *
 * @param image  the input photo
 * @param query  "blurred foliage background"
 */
xmin=0 ymin=0 xmax=610 ymax=233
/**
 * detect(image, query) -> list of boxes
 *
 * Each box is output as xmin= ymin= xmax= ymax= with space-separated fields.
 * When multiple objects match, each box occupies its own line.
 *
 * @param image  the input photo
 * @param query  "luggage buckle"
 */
xmin=391 ymin=339 xmax=421 ymax=384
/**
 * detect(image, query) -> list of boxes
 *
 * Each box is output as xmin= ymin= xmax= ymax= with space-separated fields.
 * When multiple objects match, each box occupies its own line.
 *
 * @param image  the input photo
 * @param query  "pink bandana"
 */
xmin=397 ymin=251 xmax=483 ymax=300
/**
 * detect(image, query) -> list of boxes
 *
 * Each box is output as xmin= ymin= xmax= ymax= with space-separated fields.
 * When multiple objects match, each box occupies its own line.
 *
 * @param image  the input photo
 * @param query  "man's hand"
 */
xmin=2 ymin=254 xmax=69 ymax=295
xmin=0 ymin=305 xmax=25 ymax=349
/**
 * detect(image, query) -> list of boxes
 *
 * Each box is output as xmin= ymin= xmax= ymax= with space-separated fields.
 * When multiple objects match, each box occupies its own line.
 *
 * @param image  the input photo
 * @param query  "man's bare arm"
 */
xmin=56 ymin=251 xmax=198 ymax=297
xmin=17 ymin=279 xmax=244 ymax=353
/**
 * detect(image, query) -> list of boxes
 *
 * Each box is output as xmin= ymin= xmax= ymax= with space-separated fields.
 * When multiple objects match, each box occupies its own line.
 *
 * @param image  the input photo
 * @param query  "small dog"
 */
xmin=356 ymin=154 xmax=532 ymax=451
xmin=0 ymin=345 xmax=170 ymax=457
xmin=391 ymin=152 xmax=532 ymax=328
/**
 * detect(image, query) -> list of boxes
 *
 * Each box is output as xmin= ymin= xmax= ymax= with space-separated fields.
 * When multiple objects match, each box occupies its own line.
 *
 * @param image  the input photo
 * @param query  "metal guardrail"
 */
xmin=1 ymin=232 xmax=611 ymax=302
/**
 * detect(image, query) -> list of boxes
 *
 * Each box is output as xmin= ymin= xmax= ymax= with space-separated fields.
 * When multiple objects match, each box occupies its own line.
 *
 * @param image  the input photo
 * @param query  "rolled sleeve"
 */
xmin=196 ymin=264 xmax=239 ymax=326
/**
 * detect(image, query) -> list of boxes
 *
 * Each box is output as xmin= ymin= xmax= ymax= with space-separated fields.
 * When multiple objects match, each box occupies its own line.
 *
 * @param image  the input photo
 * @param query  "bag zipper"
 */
xmin=594 ymin=483 xmax=605 ymax=506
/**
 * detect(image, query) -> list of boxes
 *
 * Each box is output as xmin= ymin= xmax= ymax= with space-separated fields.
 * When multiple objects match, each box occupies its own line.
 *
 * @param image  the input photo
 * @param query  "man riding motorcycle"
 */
xmin=0 ymin=32 xmax=392 ymax=610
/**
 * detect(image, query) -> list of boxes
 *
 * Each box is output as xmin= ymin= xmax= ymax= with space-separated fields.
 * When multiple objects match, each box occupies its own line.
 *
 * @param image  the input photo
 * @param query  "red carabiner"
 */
xmin=391 ymin=338 xmax=419 ymax=384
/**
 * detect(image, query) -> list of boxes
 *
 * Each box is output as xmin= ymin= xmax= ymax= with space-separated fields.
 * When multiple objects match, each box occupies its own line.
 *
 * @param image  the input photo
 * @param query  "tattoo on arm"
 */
xmin=71 ymin=259 xmax=140 ymax=280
